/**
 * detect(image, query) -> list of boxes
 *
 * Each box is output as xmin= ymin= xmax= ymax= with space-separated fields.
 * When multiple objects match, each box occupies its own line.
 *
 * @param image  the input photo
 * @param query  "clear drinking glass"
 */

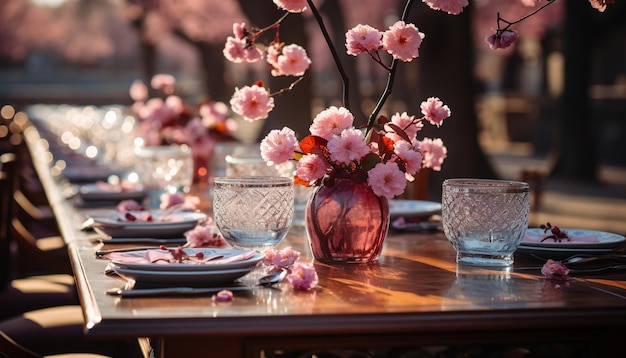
xmin=225 ymin=152 xmax=280 ymax=177
xmin=133 ymin=145 xmax=194 ymax=206
xmin=442 ymin=179 xmax=530 ymax=267
xmin=212 ymin=176 xmax=294 ymax=250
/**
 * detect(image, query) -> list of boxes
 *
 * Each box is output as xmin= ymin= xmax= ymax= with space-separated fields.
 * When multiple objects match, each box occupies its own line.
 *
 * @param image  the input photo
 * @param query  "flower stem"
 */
xmin=366 ymin=0 xmax=415 ymax=135
xmin=497 ymin=0 xmax=557 ymax=31
xmin=306 ymin=0 xmax=351 ymax=111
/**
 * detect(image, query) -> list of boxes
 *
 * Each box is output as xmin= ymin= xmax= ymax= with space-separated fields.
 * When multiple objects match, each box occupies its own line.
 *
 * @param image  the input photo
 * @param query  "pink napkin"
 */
xmin=523 ymin=231 xmax=599 ymax=244
xmin=105 ymin=249 xmax=257 ymax=265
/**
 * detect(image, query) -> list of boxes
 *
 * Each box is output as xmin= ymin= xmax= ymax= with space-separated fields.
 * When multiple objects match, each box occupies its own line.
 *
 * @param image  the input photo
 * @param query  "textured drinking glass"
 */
xmin=442 ymin=179 xmax=530 ymax=267
xmin=225 ymin=153 xmax=280 ymax=177
xmin=213 ymin=176 xmax=294 ymax=250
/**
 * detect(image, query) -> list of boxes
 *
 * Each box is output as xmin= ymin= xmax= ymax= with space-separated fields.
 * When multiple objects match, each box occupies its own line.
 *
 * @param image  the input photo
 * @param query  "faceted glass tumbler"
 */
xmin=213 ymin=176 xmax=294 ymax=250
xmin=442 ymin=179 xmax=530 ymax=267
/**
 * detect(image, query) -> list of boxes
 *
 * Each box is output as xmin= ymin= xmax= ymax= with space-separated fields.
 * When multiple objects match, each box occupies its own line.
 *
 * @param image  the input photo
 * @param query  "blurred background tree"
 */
xmin=1 ymin=0 xmax=625 ymax=198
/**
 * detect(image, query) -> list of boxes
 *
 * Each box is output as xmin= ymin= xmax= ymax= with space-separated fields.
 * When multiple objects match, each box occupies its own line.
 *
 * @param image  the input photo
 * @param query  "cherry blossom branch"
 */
xmin=306 ymin=0 xmax=351 ymax=111
xmin=254 ymin=12 xmax=290 ymax=41
xmin=269 ymin=76 xmax=305 ymax=97
xmin=495 ymin=0 xmax=557 ymax=32
xmin=366 ymin=51 xmax=392 ymax=72
xmin=366 ymin=0 xmax=415 ymax=135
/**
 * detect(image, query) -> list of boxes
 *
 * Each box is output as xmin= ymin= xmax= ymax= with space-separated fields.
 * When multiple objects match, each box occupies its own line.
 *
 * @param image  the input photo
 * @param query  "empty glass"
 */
xmin=442 ymin=179 xmax=530 ymax=267
xmin=225 ymin=151 xmax=280 ymax=177
xmin=212 ymin=176 xmax=294 ymax=250
xmin=133 ymin=145 xmax=194 ymax=206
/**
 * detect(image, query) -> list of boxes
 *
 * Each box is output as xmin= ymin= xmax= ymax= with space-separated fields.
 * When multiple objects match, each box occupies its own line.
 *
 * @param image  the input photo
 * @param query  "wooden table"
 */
xmin=24 ymin=119 xmax=626 ymax=358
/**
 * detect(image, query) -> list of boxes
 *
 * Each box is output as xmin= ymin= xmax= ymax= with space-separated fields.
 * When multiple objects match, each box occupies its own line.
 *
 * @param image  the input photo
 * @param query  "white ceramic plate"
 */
xmin=110 ymin=248 xmax=264 ymax=272
xmin=388 ymin=200 xmax=442 ymax=218
xmin=90 ymin=211 xmax=207 ymax=238
xmin=521 ymin=228 xmax=625 ymax=249
xmin=78 ymin=184 xmax=146 ymax=202
xmin=515 ymin=245 xmax=616 ymax=261
xmin=111 ymin=265 xmax=252 ymax=285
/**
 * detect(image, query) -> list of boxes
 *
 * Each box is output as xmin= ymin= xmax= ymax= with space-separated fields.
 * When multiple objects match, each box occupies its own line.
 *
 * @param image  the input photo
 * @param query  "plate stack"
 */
xmin=104 ymin=248 xmax=264 ymax=285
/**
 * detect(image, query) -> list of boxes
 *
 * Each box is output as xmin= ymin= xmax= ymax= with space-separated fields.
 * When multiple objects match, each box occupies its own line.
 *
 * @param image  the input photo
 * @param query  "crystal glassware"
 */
xmin=133 ymin=145 xmax=194 ymax=206
xmin=212 ymin=176 xmax=294 ymax=250
xmin=442 ymin=179 xmax=530 ymax=267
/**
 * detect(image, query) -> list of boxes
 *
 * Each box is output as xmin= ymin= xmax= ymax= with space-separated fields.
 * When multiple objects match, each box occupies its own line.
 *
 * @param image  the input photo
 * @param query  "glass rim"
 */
xmin=213 ymin=176 xmax=293 ymax=187
xmin=443 ymin=178 xmax=529 ymax=193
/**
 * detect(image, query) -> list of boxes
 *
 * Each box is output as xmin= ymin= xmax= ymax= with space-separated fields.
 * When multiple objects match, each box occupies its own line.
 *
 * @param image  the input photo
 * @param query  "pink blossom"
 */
xmin=129 ymin=80 xmax=148 ymax=102
xmin=296 ymin=154 xmax=328 ymax=183
xmin=520 ymin=0 xmax=537 ymax=6
xmin=233 ymin=23 xmax=247 ymax=39
xmin=165 ymin=95 xmax=185 ymax=115
xmin=212 ymin=290 xmax=234 ymax=302
xmin=230 ymin=85 xmax=275 ymax=121
xmin=385 ymin=112 xmax=422 ymax=142
xmin=116 ymin=200 xmax=144 ymax=212
xmin=589 ymin=0 xmax=614 ymax=12
xmin=159 ymin=192 xmax=199 ymax=211
xmin=541 ymin=259 xmax=570 ymax=280
xmin=328 ymin=128 xmax=370 ymax=164
xmin=186 ymin=224 xmax=226 ymax=248
xmin=223 ymin=37 xmax=263 ymax=63
xmin=286 ymin=262 xmax=319 ymax=291
xmin=269 ymin=44 xmax=311 ymax=77
xmin=151 ymin=74 xmax=176 ymax=95
xmin=345 ymin=24 xmax=383 ymax=56
xmin=260 ymin=127 xmax=299 ymax=165
xmin=263 ymin=246 xmax=301 ymax=268
xmin=139 ymin=98 xmax=179 ymax=126
xmin=367 ymin=162 xmax=407 ymax=199
xmin=266 ymin=43 xmax=280 ymax=69
xmin=199 ymin=101 xmax=231 ymax=129
xmin=485 ymin=29 xmax=519 ymax=50
xmin=382 ymin=21 xmax=424 ymax=62
xmin=420 ymin=97 xmax=451 ymax=127
xmin=159 ymin=192 xmax=185 ymax=209
xmin=423 ymin=0 xmax=469 ymax=15
xmin=223 ymin=37 xmax=247 ymax=63
xmin=273 ymin=0 xmax=308 ymax=13
xmin=394 ymin=140 xmax=423 ymax=176
xmin=419 ymin=137 xmax=447 ymax=171
xmin=309 ymin=106 xmax=354 ymax=140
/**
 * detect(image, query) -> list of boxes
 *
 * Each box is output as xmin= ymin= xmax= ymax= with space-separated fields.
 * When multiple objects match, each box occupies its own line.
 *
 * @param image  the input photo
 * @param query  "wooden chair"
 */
xmin=0 ymin=306 xmax=142 ymax=358
xmin=1 ymin=154 xmax=78 ymax=320
xmin=1 ymin=152 xmax=70 ymax=278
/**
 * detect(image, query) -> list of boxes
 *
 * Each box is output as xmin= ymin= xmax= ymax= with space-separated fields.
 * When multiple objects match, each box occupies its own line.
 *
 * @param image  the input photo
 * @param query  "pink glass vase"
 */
xmin=305 ymin=178 xmax=390 ymax=263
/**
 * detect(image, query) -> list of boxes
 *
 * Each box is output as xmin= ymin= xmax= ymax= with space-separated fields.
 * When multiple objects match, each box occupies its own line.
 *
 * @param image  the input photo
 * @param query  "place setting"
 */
xmin=514 ymin=224 xmax=626 ymax=272
xmin=81 ymin=203 xmax=208 ymax=244
xmin=97 ymin=175 xmax=297 ymax=298
xmin=74 ymin=179 xmax=147 ymax=204
xmin=101 ymin=246 xmax=266 ymax=295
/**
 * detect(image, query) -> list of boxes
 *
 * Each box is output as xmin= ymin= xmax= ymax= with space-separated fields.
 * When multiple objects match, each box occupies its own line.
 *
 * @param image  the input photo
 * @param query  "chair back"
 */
xmin=1 ymin=152 xmax=17 ymax=289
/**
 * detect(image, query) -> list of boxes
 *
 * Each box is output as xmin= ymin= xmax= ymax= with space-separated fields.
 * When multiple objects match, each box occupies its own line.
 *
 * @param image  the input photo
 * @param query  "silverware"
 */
xmin=258 ymin=268 xmax=287 ymax=287
xmin=107 ymin=286 xmax=252 ymax=298
xmin=516 ymin=262 xmax=626 ymax=274
xmin=568 ymin=265 xmax=626 ymax=274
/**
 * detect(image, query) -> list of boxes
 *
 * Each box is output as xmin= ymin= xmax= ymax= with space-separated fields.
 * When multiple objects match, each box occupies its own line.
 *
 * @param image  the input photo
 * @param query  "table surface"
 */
xmin=24 ymin=120 xmax=626 ymax=358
